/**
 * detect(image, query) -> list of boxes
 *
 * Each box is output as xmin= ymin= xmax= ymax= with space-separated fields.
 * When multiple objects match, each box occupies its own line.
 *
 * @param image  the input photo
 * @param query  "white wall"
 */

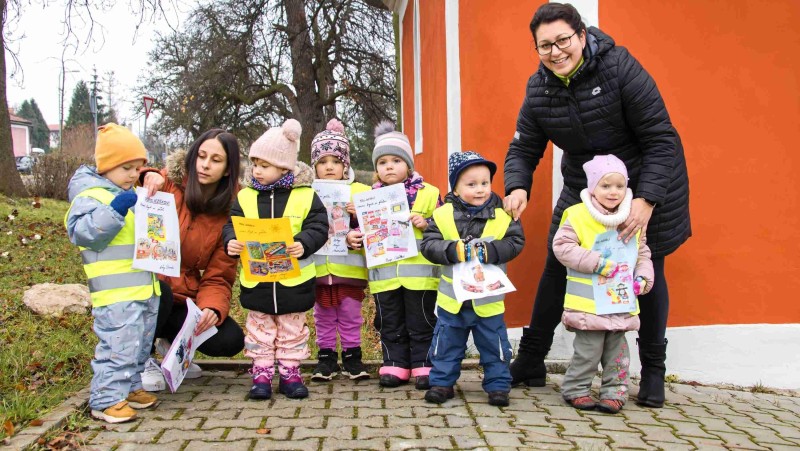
xmin=508 ymin=324 xmax=800 ymax=390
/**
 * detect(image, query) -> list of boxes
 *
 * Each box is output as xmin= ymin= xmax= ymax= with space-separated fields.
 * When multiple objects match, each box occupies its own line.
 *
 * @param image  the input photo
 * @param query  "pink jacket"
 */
xmin=553 ymin=189 xmax=655 ymax=332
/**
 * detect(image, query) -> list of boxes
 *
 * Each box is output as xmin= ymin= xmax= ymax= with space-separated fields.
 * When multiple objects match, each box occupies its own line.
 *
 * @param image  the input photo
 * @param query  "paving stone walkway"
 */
xmin=29 ymin=370 xmax=800 ymax=450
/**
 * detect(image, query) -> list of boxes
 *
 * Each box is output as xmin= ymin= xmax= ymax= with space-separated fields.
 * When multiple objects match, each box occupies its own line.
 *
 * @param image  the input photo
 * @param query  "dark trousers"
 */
xmin=429 ymin=306 xmax=512 ymax=392
xmin=155 ymin=282 xmax=245 ymax=357
xmin=373 ymin=287 xmax=437 ymax=369
xmin=529 ymin=248 xmax=669 ymax=345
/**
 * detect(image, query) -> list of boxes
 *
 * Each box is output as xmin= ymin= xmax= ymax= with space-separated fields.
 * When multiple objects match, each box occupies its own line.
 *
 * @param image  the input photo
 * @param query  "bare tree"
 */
xmin=0 ymin=0 xmax=172 ymax=196
xmin=141 ymin=0 xmax=395 ymax=162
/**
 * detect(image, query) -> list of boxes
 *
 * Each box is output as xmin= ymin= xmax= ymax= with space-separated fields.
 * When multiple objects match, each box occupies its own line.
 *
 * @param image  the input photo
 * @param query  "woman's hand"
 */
xmin=618 ymin=198 xmax=654 ymax=243
xmin=143 ymin=172 xmax=166 ymax=197
xmin=195 ymin=308 xmax=219 ymax=335
xmin=346 ymin=230 xmax=364 ymax=249
xmin=287 ymin=242 xmax=304 ymax=258
xmin=345 ymin=202 xmax=356 ymax=216
xmin=227 ymin=239 xmax=244 ymax=256
xmin=409 ymin=213 xmax=428 ymax=231
xmin=503 ymin=189 xmax=528 ymax=221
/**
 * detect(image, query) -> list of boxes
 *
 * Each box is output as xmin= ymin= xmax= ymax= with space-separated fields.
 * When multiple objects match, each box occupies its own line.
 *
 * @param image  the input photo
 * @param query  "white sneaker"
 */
xmin=141 ymin=358 xmax=166 ymax=392
xmin=185 ymin=362 xmax=202 ymax=379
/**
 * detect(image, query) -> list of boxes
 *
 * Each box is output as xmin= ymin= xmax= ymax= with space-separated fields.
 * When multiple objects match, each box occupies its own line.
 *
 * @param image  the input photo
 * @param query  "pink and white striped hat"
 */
xmin=372 ymin=121 xmax=414 ymax=171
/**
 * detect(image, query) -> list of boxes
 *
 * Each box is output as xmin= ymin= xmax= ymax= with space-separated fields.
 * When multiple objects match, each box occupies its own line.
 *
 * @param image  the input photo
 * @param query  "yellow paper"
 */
xmin=232 ymin=217 xmax=300 ymax=282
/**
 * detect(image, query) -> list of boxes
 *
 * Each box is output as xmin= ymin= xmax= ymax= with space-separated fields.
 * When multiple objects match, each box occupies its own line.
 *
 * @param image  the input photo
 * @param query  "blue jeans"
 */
xmin=428 ymin=306 xmax=512 ymax=393
xmin=90 ymin=295 xmax=159 ymax=410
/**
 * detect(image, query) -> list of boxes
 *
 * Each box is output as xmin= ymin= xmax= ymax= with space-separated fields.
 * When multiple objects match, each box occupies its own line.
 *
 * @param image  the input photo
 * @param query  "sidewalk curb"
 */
xmin=3 ymin=387 xmax=90 ymax=451
xmin=5 ymin=359 xmax=570 ymax=449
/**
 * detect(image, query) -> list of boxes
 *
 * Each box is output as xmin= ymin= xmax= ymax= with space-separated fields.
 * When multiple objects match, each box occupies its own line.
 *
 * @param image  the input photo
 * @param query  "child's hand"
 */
xmin=287 ymin=242 xmax=304 ymax=258
xmin=110 ymin=190 xmax=138 ymax=216
xmin=409 ymin=213 xmax=428 ymax=231
xmin=142 ymin=172 xmax=165 ymax=197
xmin=346 ymin=230 xmax=364 ymax=249
xmin=594 ymin=257 xmax=619 ymax=277
xmin=633 ymin=276 xmax=647 ymax=296
xmin=346 ymin=202 xmax=356 ymax=216
xmin=227 ymin=239 xmax=244 ymax=256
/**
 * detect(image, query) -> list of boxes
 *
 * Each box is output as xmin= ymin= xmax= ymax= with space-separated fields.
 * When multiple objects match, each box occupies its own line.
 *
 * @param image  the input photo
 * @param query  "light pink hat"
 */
xmin=249 ymin=119 xmax=302 ymax=170
xmin=583 ymin=154 xmax=628 ymax=193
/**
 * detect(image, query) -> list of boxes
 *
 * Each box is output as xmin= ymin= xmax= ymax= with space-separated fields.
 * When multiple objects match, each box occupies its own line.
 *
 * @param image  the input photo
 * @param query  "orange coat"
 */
xmin=144 ymin=150 xmax=238 ymax=324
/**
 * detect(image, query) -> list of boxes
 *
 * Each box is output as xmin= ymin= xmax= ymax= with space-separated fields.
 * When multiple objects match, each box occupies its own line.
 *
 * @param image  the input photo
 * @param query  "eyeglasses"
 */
xmin=536 ymin=31 xmax=578 ymax=55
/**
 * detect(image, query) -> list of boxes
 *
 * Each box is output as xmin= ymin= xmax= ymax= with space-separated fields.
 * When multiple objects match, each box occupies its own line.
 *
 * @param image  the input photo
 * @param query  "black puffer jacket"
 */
xmin=222 ymin=162 xmax=329 ymax=315
xmin=421 ymin=193 xmax=525 ymax=266
xmin=504 ymin=27 xmax=690 ymax=257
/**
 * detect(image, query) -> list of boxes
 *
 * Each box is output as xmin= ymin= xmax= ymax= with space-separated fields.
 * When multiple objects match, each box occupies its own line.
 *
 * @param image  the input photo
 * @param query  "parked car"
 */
xmin=16 ymin=156 xmax=34 ymax=173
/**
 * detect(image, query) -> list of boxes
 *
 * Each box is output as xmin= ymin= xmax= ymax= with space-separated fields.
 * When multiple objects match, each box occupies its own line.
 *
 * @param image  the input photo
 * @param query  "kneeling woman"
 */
xmin=142 ymin=129 xmax=245 ymax=361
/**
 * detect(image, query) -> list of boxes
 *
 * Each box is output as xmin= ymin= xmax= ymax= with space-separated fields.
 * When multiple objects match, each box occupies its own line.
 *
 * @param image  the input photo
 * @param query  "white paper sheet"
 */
xmin=312 ymin=181 xmax=351 ymax=256
xmin=353 ymin=184 xmax=418 ymax=268
xmin=160 ymin=299 xmax=217 ymax=393
xmin=132 ymin=188 xmax=181 ymax=277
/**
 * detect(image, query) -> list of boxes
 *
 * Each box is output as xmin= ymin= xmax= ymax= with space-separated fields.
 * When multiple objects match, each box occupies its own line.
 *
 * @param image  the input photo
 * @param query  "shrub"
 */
xmin=28 ymin=153 xmax=92 ymax=201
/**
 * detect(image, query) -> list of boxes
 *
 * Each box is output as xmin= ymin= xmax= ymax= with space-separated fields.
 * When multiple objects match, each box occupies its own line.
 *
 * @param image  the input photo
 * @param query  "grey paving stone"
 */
xmin=419 ymin=425 xmax=481 ymax=440
xmin=741 ymin=409 xmax=784 ymax=426
xmin=451 ymin=434 xmax=490 ymax=450
xmin=519 ymin=425 xmax=571 ymax=444
xmin=356 ymin=407 xmax=406 ymax=418
xmin=182 ymin=439 xmax=254 ymax=450
xmin=445 ymin=413 xmax=475 ymax=428
xmin=469 ymin=403 xmax=514 ymax=418
xmin=482 ymin=432 xmax=525 ymax=447
xmin=361 ymin=425 xmax=416 ymax=440
xmin=238 ymin=406 xmax=297 ymax=419
xmin=676 ymin=405 xmax=716 ymax=419
xmin=90 ymin=429 xmax=162 ymax=445
xmin=157 ymin=427 xmax=226 ymax=443
xmin=644 ymin=441 xmax=696 ymax=451
xmin=659 ymin=419 xmax=719 ymax=439
xmin=115 ymin=443 xmax=186 ymax=451
xmin=737 ymin=426 xmax=797 ymax=446
xmin=766 ymin=422 xmax=800 ymax=439
xmin=291 ymin=425 xmax=351 ymax=440
xmin=202 ymin=416 xmax=263 ymax=429
xmin=327 ymin=415 xmax=386 ymax=428
xmin=633 ymin=424 xmax=692 ymax=444
xmin=711 ymin=431 xmax=769 ymax=450
xmin=601 ymin=430 xmax=656 ymax=449
xmin=322 ymin=437 xmax=388 ymax=450
xmin=588 ymin=412 xmax=634 ymax=431
xmin=253 ymin=437 xmax=321 ymax=450
xmin=225 ymin=426 xmax=291 ymax=441
xmin=510 ymin=410 xmax=553 ymax=426
xmin=692 ymin=416 xmax=744 ymax=434
xmin=388 ymin=436 xmax=455 ymax=450
xmin=543 ymin=405 xmax=591 ymax=422
xmin=554 ymin=419 xmax=606 ymax=438
xmin=134 ymin=417 xmax=204 ymax=431
xmin=474 ymin=415 xmax=513 ymax=432
xmin=388 ymin=415 xmax=446 ymax=427
xmin=562 ymin=436 xmax=611 ymax=450
xmin=329 ymin=398 xmax=384 ymax=409
xmin=261 ymin=416 xmax=326 ymax=428
xmin=622 ymin=410 xmax=665 ymax=426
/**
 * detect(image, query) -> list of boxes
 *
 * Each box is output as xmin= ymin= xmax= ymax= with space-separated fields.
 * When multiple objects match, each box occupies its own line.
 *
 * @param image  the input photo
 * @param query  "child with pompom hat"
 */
xmin=368 ymin=121 xmax=443 ymax=390
xmin=222 ymin=119 xmax=329 ymax=400
xmin=309 ymin=119 xmax=373 ymax=382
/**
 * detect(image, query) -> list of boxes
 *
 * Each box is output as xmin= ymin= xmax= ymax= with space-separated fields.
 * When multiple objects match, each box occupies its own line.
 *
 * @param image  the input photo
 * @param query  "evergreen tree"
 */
xmin=17 ymin=99 xmax=50 ymax=150
xmin=66 ymin=81 xmax=93 ymax=127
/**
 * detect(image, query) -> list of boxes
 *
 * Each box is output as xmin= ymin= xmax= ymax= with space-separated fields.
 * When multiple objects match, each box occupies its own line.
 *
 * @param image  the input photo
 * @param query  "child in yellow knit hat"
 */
xmin=65 ymin=123 xmax=161 ymax=423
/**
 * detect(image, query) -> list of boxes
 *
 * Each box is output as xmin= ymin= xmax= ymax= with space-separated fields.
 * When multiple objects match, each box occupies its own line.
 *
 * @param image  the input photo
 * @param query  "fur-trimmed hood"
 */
xmin=242 ymin=160 xmax=315 ymax=189
xmin=165 ymin=148 xmax=189 ymax=186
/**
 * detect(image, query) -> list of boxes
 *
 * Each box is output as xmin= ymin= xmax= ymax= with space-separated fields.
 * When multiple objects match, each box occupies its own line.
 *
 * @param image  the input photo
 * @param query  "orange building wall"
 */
xmin=458 ymin=0 xmax=550 ymax=327
xmin=401 ymin=0 xmax=800 ymax=327
xmin=600 ymin=0 xmax=800 ymax=326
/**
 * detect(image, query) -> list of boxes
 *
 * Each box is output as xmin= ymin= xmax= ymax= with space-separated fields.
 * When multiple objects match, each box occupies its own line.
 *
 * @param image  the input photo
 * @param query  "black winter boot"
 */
xmin=636 ymin=338 xmax=668 ymax=408
xmin=341 ymin=347 xmax=370 ymax=380
xmin=510 ymin=327 xmax=553 ymax=387
xmin=311 ymin=348 xmax=340 ymax=381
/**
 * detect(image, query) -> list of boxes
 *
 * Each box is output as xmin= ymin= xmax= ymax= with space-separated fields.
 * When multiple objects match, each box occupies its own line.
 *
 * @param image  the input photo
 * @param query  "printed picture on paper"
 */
xmin=353 ymin=184 xmax=417 ymax=268
xmin=591 ymin=230 xmax=639 ymax=315
xmin=133 ymin=188 xmax=181 ymax=277
xmin=312 ymin=181 xmax=351 ymax=256
xmin=451 ymin=240 xmax=516 ymax=303
xmin=233 ymin=217 xmax=300 ymax=282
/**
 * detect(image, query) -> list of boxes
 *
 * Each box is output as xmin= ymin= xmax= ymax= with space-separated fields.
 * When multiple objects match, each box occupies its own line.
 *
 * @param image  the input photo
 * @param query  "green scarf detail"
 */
xmin=554 ymin=57 xmax=585 ymax=87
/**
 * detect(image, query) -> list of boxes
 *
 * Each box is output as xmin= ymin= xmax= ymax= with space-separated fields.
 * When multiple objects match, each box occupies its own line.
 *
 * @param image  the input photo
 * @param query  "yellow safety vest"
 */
xmin=367 ymin=182 xmax=441 ymax=293
xmin=561 ymin=203 xmax=641 ymax=315
xmin=312 ymin=182 xmax=371 ymax=280
xmin=433 ymin=203 xmax=511 ymax=317
xmin=237 ymin=187 xmax=317 ymax=288
xmin=65 ymin=187 xmax=159 ymax=308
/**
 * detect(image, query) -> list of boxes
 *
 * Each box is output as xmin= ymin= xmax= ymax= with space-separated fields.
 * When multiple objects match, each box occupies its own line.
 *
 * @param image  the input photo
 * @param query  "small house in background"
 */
xmin=48 ymin=124 xmax=61 ymax=149
xmin=385 ymin=0 xmax=800 ymax=389
xmin=9 ymin=111 xmax=32 ymax=157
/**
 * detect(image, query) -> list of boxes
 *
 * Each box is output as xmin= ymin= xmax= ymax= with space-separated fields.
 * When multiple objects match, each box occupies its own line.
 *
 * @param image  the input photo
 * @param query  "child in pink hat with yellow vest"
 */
xmin=553 ymin=154 xmax=654 ymax=414
xmin=222 ymin=119 xmax=329 ymax=400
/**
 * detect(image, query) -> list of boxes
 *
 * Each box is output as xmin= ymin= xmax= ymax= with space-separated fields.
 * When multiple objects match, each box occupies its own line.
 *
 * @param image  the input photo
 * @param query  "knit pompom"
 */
xmin=282 ymin=119 xmax=302 ymax=142
xmin=326 ymin=118 xmax=345 ymax=134
xmin=374 ymin=120 xmax=396 ymax=138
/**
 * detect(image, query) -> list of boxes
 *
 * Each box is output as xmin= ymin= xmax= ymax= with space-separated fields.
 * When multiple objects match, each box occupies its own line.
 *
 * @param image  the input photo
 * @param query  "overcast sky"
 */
xmin=5 ymin=2 xmax=188 ymax=136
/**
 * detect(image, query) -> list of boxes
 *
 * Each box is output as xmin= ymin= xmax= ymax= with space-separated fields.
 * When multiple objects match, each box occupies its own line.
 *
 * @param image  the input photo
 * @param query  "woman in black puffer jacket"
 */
xmin=503 ymin=3 xmax=690 ymax=408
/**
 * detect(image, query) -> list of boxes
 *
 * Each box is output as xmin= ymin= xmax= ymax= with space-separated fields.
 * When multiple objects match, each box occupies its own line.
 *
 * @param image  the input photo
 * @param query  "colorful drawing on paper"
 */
xmin=147 ymin=213 xmax=166 ymax=241
xmin=451 ymin=240 xmax=516 ymax=303
xmin=353 ymin=184 xmax=418 ymax=268
xmin=133 ymin=189 xmax=181 ymax=277
xmin=591 ymin=231 xmax=639 ymax=315
xmin=232 ymin=216 xmax=301 ymax=282
xmin=312 ymin=181 xmax=351 ymax=256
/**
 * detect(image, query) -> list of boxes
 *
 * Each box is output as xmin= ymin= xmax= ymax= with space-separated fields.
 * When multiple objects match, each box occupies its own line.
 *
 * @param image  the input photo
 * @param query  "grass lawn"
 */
xmin=0 ymin=195 xmax=381 ymax=441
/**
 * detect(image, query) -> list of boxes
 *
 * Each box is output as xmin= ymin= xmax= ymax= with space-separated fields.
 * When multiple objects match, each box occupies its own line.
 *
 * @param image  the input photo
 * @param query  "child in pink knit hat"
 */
xmin=309 ymin=119 xmax=372 ymax=382
xmin=222 ymin=119 xmax=329 ymax=401
xmin=368 ymin=121 xmax=443 ymax=390
xmin=552 ymin=154 xmax=655 ymax=414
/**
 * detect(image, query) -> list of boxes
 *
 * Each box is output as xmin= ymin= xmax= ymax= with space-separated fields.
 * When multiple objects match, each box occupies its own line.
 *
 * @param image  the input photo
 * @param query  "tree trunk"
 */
xmin=284 ymin=0 xmax=325 ymax=163
xmin=0 ymin=0 xmax=28 ymax=197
